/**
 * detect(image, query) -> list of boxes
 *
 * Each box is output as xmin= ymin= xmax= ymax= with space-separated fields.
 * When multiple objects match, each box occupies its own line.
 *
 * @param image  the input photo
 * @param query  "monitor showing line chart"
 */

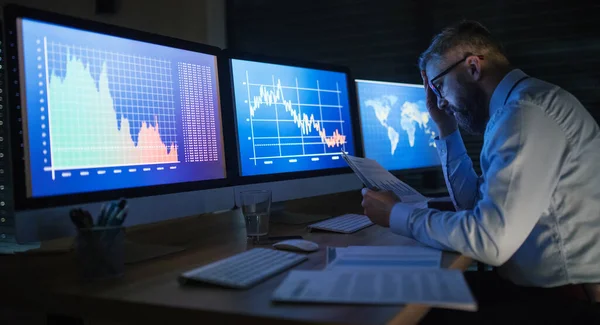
xmin=230 ymin=59 xmax=356 ymax=177
xmin=356 ymin=79 xmax=440 ymax=171
xmin=17 ymin=17 xmax=226 ymax=198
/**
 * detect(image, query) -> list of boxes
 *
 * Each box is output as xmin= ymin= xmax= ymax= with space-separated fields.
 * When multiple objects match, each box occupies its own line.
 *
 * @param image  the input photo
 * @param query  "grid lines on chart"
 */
xmin=45 ymin=41 xmax=179 ymax=168
xmin=244 ymin=72 xmax=347 ymax=162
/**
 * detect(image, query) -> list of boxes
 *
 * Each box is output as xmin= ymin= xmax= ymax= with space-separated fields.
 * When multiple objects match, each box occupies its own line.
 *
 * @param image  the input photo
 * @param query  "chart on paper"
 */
xmin=231 ymin=59 xmax=356 ymax=176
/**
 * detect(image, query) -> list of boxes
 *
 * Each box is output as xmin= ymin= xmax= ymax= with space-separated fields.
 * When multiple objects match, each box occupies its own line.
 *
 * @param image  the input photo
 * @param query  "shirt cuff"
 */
xmin=434 ymin=129 xmax=466 ymax=163
xmin=389 ymin=203 xmax=417 ymax=238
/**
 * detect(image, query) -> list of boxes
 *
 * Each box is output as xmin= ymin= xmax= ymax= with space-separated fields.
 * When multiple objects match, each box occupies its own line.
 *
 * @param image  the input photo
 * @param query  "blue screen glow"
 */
xmin=18 ymin=18 xmax=226 ymax=198
xmin=231 ymin=59 xmax=356 ymax=176
xmin=356 ymin=79 xmax=440 ymax=171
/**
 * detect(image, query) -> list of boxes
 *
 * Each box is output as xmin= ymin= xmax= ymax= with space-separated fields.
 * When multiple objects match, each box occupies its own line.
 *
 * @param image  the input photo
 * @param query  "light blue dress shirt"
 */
xmin=390 ymin=69 xmax=600 ymax=287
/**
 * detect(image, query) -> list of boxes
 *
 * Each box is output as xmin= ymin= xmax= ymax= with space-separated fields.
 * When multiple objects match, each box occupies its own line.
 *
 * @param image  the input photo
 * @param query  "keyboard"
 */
xmin=178 ymin=248 xmax=308 ymax=289
xmin=307 ymin=214 xmax=374 ymax=234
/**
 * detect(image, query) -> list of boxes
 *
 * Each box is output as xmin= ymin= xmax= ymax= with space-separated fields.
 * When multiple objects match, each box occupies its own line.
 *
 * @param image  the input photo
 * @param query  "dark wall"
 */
xmin=227 ymin=0 xmax=600 ymax=184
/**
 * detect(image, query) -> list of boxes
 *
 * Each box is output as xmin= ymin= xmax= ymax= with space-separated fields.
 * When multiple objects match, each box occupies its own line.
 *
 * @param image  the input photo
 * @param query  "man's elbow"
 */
xmin=479 ymin=254 xmax=509 ymax=267
xmin=476 ymin=243 xmax=515 ymax=267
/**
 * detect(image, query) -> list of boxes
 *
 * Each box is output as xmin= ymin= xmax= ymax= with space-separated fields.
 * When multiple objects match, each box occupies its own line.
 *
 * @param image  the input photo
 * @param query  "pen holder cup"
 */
xmin=75 ymin=226 xmax=125 ymax=281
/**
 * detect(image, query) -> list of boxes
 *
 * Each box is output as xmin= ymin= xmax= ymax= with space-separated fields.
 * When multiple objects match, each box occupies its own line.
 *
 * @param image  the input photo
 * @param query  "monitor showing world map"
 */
xmin=356 ymin=79 xmax=441 ymax=171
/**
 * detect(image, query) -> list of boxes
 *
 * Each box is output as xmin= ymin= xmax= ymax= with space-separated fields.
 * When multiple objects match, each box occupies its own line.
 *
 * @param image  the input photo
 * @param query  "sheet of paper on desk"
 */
xmin=342 ymin=154 xmax=428 ymax=204
xmin=272 ymin=269 xmax=477 ymax=311
xmin=326 ymin=245 xmax=442 ymax=270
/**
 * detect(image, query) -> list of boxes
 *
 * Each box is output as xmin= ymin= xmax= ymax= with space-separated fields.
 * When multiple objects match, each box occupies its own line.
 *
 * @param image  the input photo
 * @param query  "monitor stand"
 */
xmin=269 ymin=202 xmax=332 ymax=225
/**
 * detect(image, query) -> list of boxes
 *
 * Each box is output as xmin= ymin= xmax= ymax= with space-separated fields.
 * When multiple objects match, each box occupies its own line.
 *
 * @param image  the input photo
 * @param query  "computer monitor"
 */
xmin=228 ymin=55 xmax=359 ymax=179
xmin=3 ymin=5 xmax=235 ymax=243
xmin=223 ymin=52 xmax=363 ymax=219
xmin=355 ymin=79 xmax=441 ymax=172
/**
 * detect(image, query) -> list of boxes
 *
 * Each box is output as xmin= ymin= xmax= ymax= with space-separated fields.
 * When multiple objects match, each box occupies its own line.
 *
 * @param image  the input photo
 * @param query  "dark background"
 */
xmin=226 ymin=0 xmax=600 ymax=188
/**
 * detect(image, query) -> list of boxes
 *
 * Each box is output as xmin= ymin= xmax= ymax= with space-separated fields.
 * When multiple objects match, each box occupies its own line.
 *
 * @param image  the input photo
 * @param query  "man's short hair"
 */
xmin=418 ymin=20 xmax=508 ymax=71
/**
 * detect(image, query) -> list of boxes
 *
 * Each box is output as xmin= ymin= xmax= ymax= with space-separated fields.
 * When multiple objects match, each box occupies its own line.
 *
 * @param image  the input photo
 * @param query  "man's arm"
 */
xmin=420 ymin=71 xmax=480 ymax=210
xmin=436 ymin=130 xmax=482 ymax=211
xmin=389 ymin=103 xmax=567 ymax=265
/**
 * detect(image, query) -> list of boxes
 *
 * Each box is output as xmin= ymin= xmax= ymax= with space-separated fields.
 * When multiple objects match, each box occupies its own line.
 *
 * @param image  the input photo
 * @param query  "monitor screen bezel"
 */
xmin=220 ymin=50 xmax=363 ymax=186
xmin=4 ymin=4 xmax=237 ymax=210
xmin=354 ymin=78 xmax=442 ymax=173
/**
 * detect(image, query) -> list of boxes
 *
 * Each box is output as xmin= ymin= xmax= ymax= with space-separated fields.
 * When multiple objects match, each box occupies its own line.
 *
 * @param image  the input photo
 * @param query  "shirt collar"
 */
xmin=489 ymin=69 xmax=528 ymax=116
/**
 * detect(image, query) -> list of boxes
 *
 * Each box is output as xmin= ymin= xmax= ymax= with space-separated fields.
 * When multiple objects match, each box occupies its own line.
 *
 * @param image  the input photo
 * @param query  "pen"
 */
xmin=97 ymin=203 xmax=107 ymax=226
xmin=80 ymin=209 xmax=94 ymax=228
xmin=109 ymin=206 xmax=128 ymax=226
xmin=69 ymin=208 xmax=94 ymax=229
xmin=69 ymin=209 xmax=86 ymax=229
xmin=102 ymin=202 xmax=118 ymax=226
xmin=111 ymin=199 xmax=127 ymax=225
xmin=117 ymin=198 xmax=127 ymax=209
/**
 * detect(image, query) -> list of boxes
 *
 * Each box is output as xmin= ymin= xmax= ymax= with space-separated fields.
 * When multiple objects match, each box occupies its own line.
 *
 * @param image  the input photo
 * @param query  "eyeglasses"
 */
xmin=428 ymin=54 xmax=484 ymax=98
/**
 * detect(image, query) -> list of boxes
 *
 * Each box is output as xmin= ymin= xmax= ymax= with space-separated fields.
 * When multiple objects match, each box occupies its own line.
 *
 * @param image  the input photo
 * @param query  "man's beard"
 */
xmin=450 ymin=78 xmax=489 ymax=135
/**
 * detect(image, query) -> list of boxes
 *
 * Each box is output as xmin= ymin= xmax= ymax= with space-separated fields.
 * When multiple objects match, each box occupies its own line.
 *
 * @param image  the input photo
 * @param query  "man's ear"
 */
xmin=466 ymin=55 xmax=483 ymax=81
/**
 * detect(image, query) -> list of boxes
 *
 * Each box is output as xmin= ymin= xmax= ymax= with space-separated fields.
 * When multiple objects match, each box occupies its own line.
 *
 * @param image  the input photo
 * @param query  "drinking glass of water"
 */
xmin=240 ymin=190 xmax=272 ymax=243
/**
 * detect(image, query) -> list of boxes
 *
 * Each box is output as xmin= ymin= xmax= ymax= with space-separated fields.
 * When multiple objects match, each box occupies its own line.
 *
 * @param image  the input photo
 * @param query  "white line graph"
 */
xmin=243 ymin=71 xmax=347 ymax=163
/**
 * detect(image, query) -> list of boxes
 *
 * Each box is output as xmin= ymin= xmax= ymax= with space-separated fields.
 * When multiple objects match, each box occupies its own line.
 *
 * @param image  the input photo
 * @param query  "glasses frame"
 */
xmin=428 ymin=54 xmax=484 ymax=98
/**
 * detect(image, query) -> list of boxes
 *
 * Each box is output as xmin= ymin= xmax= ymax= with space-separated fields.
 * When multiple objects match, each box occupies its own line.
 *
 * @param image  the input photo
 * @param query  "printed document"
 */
xmin=342 ymin=153 xmax=429 ymax=204
xmin=326 ymin=245 xmax=442 ymax=271
xmin=272 ymin=269 xmax=477 ymax=311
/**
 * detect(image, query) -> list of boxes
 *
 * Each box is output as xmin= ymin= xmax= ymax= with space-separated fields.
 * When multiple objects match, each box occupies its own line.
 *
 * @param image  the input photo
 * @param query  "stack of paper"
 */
xmin=272 ymin=245 xmax=477 ymax=311
xmin=326 ymin=245 xmax=442 ymax=270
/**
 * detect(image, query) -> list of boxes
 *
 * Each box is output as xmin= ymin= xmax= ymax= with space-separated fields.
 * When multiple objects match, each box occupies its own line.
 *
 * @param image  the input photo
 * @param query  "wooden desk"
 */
xmin=0 ymin=192 xmax=471 ymax=325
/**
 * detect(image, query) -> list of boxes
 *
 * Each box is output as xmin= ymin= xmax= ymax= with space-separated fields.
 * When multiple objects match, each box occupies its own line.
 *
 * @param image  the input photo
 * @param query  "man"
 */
xmin=361 ymin=20 xmax=600 ymax=323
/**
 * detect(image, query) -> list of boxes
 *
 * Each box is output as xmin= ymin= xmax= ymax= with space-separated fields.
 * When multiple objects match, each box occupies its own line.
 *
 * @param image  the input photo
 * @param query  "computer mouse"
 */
xmin=273 ymin=239 xmax=319 ymax=252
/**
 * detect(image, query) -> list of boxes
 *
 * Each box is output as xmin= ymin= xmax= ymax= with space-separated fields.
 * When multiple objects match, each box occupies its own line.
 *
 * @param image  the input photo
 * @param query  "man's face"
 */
xmin=426 ymin=57 xmax=489 ymax=135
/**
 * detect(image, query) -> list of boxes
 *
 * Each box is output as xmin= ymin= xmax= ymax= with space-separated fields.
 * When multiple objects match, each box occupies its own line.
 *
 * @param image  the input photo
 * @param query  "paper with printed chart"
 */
xmin=272 ymin=269 xmax=477 ymax=311
xmin=342 ymin=153 xmax=429 ymax=205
